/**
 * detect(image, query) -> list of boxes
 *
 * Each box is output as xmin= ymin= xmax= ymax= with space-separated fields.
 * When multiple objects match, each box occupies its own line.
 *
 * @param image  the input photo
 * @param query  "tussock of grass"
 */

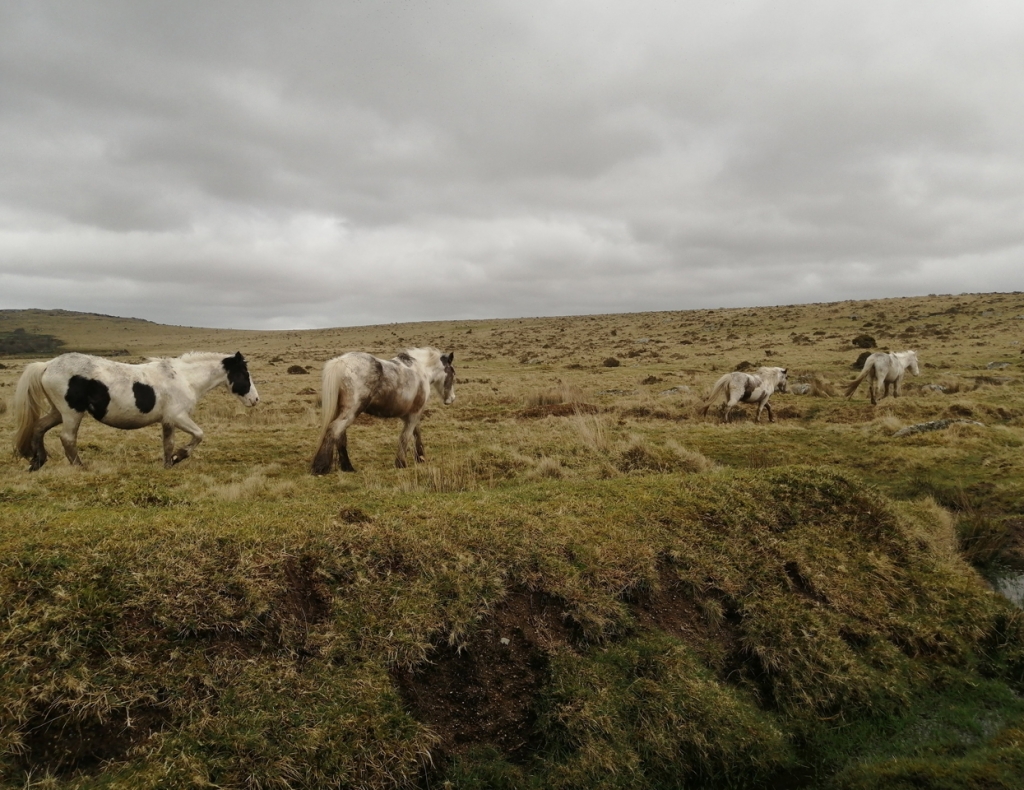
xmin=525 ymin=383 xmax=586 ymax=408
xmin=569 ymin=409 xmax=611 ymax=454
xmin=614 ymin=436 xmax=713 ymax=474
xmin=809 ymin=373 xmax=837 ymax=397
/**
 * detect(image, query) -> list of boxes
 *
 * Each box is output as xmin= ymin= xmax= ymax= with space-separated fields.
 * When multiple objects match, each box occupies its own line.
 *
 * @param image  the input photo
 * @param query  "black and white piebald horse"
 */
xmin=12 ymin=351 xmax=259 ymax=470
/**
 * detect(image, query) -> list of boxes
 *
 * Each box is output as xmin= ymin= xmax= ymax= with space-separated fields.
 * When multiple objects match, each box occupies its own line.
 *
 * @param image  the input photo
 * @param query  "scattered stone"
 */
xmin=659 ymin=386 xmax=691 ymax=396
xmin=789 ymin=383 xmax=812 ymax=395
xmin=596 ymin=389 xmax=635 ymax=396
xmin=893 ymin=419 xmax=985 ymax=437
xmin=921 ymin=384 xmax=947 ymax=393
xmin=987 ymin=361 xmax=1011 ymax=370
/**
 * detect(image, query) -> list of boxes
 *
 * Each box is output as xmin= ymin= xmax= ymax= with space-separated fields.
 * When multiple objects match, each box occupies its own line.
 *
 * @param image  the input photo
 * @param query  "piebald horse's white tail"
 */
xmin=12 ymin=361 xmax=51 ymax=459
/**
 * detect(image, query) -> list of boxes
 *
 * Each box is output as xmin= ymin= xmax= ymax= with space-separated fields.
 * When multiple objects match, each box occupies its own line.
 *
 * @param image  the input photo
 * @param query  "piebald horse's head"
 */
xmin=222 ymin=352 xmax=260 ymax=407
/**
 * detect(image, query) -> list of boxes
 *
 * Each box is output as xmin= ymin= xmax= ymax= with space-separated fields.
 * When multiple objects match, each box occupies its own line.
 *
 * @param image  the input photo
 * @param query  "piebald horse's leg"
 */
xmin=166 ymin=413 xmax=204 ymax=466
xmin=58 ymin=411 xmax=85 ymax=466
xmin=162 ymin=423 xmax=176 ymax=468
xmin=29 ymin=409 xmax=63 ymax=471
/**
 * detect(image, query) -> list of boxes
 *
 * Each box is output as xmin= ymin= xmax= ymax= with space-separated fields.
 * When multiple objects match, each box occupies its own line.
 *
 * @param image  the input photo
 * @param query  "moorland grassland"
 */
xmin=2 ymin=293 xmax=1024 ymax=789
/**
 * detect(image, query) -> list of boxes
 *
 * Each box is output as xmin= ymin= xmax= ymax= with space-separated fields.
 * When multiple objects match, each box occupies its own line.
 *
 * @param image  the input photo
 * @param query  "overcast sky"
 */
xmin=2 ymin=1 xmax=1023 ymax=329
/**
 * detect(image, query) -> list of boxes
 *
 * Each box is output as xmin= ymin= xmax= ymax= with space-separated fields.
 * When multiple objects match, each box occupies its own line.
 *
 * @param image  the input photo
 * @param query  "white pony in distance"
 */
xmin=844 ymin=350 xmax=920 ymax=405
xmin=701 ymin=366 xmax=788 ymax=423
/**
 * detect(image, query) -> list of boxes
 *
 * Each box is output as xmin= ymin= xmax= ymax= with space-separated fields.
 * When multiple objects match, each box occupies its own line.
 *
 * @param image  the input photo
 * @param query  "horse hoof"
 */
xmin=171 ymin=451 xmax=189 ymax=465
xmin=395 ymin=459 xmax=407 ymax=469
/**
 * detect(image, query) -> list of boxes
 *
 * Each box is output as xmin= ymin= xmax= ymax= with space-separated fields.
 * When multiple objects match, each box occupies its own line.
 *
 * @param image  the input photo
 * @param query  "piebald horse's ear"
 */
xmin=234 ymin=351 xmax=245 ymax=362
xmin=443 ymin=352 xmax=454 ymax=365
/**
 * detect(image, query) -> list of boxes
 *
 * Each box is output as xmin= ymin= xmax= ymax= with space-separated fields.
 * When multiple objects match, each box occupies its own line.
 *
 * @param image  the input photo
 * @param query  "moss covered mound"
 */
xmin=2 ymin=467 xmax=1024 ymax=788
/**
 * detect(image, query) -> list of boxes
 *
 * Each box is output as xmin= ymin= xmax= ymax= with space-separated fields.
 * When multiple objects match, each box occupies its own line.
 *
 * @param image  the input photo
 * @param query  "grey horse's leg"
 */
xmin=395 ymin=416 xmax=416 ymax=468
xmin=763 ymin=400 xmax=775 ymax=423
xmin=413 ymin=424 xmax=426 ymax=463
xmin=58 ymin=411 xmax=85 ymax=466
xmin=338 ymin=429 xmax=356 ymax=472
xmin=312 ymin=414 xmax=357 ymax=474
xmin=29 ymin=409 xmax=63 ymax=471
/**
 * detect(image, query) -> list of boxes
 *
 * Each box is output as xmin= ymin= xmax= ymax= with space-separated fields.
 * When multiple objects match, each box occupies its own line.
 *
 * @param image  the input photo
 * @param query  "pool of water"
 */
xmin=993 ymin=572 xmax=1024 ymax=608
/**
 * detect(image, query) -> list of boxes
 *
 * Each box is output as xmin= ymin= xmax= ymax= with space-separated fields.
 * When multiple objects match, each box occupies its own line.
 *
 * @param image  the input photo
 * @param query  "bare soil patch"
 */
xmin=393 ymin=589 xmax=572 ymax=761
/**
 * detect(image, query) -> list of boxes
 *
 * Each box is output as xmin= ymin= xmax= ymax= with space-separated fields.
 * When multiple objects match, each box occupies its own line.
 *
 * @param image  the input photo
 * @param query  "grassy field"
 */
xmin=2 ymin=294 xmax=1024 ymax=789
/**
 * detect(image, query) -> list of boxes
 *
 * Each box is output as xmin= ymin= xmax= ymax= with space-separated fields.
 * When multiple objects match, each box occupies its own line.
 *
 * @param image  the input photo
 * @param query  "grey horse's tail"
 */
xmin=310 ymin=360 xmax=343 ymax=474
xmin=844 ymin=362 xmax=872 ymax=398
xmin=701 ymin=375 xmax=730 ymax=416
xmin=12 ymin=361 xmax=50 ymax=459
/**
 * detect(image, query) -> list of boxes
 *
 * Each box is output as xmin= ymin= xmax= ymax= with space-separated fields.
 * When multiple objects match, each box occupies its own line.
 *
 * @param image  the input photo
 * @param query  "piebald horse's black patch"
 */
xmin=396 ymin=352 xmax=415 ymax=366
xmin=222 ymin=352 xmax=252 ymax=397
xmin=133 ymin=382 xmax=157 ymax=413
xmin=65 ymin=375 xmax=111 ymax=421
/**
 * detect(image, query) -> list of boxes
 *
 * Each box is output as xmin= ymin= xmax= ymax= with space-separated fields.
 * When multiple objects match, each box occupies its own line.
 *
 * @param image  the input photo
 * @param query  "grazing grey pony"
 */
xmin=311 ymin=347 xmax=455 ymax=474
xmin=844 ymin=350 xmax=919 ymax=405
xmin=12 ymin=351 xmax=259 ymax=470
xmin=701 ymin=366 xmax=788 ymax=423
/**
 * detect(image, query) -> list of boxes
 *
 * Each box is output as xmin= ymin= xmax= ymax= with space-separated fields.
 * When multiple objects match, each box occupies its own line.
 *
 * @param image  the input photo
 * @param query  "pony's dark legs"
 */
xmin=338 ymin=430 xmax=355 ymax=472
xmin=311 ymin=430 xmax=337 ymax=474
xmin=28 ymin=409 xmax=62 ymax=471
xmin=413 ymin=425 xmax=425 ymax=463
xmin=312 ymin=416 xmax=357 ymax=474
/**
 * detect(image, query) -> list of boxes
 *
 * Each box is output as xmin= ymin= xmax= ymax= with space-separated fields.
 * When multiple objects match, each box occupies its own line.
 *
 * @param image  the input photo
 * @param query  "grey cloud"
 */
xmin=2 ymin=1 xmax=1024 ymax=329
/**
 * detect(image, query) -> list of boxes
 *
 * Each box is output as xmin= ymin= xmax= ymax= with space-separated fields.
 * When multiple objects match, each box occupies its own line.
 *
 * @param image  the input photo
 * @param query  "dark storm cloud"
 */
xmin=2 ymin=1 xmax=1023 ymax=328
